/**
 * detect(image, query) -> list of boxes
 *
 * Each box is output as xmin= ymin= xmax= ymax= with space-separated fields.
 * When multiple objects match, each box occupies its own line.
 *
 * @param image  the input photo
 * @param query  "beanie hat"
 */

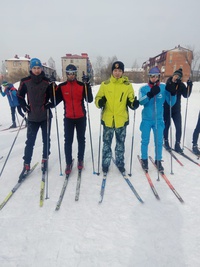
xmin=1 ymin=80 xmax=8 ymax=87
xmin=148 ymin=66 xmax=160 ymax=76
xmin=112 ymin=61 xmax=124 ymax=72
xmin=30 ymin=58 xmax=42 ymax=69
xmin=66 ymin=64 xmax=77 ymax=73
xmin=173 ymin=68 xmax=183 ymax=79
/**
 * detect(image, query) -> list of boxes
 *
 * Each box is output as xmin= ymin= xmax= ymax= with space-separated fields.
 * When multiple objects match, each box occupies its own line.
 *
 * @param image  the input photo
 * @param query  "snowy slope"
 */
xmin=0 ymin=82 xmax=200 ymax=267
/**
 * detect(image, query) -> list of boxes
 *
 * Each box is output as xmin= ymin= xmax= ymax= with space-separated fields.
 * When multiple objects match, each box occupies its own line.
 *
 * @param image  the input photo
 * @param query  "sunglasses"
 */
xmin=149 ymin=75 xmax=159 ymax=78
xmin=66 ymin=72 xmax=76 ymax=76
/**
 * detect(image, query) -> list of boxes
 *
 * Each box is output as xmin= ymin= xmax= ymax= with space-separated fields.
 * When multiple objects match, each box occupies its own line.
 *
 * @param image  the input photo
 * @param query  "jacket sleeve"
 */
xmin=53 ymin=84 xmax=63 ymax=106
xmin=180 ymin=82 xmax=192 ymax=98
xmin=17 ymin=81 xmax=28 ymax=108
xmin=139 ymin=85 xmax=150 ymax=106
xmin=84 ymin=83 xmax=93 ymax=103
xmin=95 ymin=83 xmax=105 ymax=109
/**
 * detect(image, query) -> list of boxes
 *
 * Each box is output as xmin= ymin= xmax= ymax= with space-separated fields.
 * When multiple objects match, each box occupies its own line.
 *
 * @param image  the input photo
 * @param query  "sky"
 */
xmin=0 ymin=82 xmax=200 ymax=266
xmin=1 ymin=0 xmax=200 ymax=76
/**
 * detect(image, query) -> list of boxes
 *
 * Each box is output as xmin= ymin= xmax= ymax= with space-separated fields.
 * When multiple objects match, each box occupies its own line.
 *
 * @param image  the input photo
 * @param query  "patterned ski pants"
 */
xmin=102 ymin=125 xmax=126 ymax=169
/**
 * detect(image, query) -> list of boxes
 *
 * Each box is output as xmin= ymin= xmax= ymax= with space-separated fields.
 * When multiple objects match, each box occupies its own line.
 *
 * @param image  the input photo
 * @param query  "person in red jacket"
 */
xmin=53 ymin=64 xmax=93 ymax=174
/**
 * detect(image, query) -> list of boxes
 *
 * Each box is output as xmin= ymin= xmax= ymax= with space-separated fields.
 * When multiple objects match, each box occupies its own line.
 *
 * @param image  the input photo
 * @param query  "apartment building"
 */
xmin=142 ymin=45 xmax=193 ymax=82
xmin=4 ymin=54 xmax=56 ymax=82
xmin=61 ymin=53 xmax=93 ymax=81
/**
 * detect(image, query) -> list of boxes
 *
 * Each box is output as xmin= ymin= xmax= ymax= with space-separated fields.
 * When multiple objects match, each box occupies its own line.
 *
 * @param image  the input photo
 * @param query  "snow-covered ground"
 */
xmin=0 ymin=82 xmax=200 ymax=267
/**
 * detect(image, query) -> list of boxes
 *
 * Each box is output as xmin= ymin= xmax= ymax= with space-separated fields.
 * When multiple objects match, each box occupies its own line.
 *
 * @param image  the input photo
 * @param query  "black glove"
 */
xmin=127 ymin=97 xmax=139 ymax=110
xmin=166 ymin=84 xmax=177 ymax=96
xmin=147 ymin=85 xmax=160 ymax=98
xmin=22 ymin=104 xmax=30 ymax=113
xmin=133 ymin=97 xmax=139 ymax=110
xmin=187 ymin=79 xmax=193 ymax=88
xmin=98 ymin=96 xmax=106 ymax=108
xmin=82 ymin=75 xmax=90 ymax=83
xmin=45 ymin=102 xmax=54 ymax=109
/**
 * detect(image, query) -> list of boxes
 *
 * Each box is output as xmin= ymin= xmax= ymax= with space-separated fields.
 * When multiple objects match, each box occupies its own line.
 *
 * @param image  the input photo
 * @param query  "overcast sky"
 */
xmin=1 ymin=0 xmax=200 ymax=76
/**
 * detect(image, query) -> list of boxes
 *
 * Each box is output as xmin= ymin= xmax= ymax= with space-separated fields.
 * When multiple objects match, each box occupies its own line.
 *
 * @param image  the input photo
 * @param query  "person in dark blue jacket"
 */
xmin=0 ymin=81 xmax=26 ymax=128
xmin=139 ymin=66 xmax=177 ymax=171
xmin=163 ymin=68 xmax=192 ymax=153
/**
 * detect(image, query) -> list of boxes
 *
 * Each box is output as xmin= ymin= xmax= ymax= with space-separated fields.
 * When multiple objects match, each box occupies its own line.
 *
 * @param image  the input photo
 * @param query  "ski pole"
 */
xmin=45 ymin=108 xmax=50 ymax=199
xmin=182 ymin=84 xmax=190 ymax=150
xmin=52 ymin=83 xmax=63 ymax=176
xmin=84 ymin=82 xmax=96 ymax=174
xmin=0 ymin=116 xmax=26 ymax=177
xmin=154 ymin=96 xmax=160 ymax=181
xmin=97 ymin=109 xmax=103 ymax=175
xmin=128 ymin=110 xmax=136 ymax=176
xmin=169 ymin=94 xmax=174 ymax=175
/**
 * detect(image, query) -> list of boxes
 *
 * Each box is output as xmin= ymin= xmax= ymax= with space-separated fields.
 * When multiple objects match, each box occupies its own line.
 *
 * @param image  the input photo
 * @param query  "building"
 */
xmin=124 ymin=67 xmax=145 ymax=83
xmin=142 ymin=45 xmax=193 ymax=82
xmin=61 ymin=53 xmax=93 ymax=81
xmin=3 ymin=54 xmax=56 ymax=83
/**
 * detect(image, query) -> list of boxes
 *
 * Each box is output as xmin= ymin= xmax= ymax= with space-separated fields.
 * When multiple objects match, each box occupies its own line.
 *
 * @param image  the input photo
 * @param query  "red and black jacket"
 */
xmin=54 ymin=80 xmax=93 ymax=119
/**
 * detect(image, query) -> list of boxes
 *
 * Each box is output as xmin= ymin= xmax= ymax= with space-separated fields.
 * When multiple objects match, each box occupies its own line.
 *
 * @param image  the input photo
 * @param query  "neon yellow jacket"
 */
xmin=95 ymin=75 xmax=135 ymax=128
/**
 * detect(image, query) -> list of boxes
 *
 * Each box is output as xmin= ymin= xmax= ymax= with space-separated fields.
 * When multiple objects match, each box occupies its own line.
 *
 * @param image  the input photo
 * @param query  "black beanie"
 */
xmin=112 ymin=61 xmax=124 ymax=72
xmin=173 ymin=68 xmax=183 ymax=78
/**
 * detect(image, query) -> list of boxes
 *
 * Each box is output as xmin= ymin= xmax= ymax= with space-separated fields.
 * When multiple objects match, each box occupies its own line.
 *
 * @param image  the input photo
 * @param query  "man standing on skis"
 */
xmin=0 ymin=81 xmax=26 ymax=128
xmin=163 ymin=68 xmax=193 ymax=153
xmin=52 ymin=64 xmax=93 ymax=174
xmin=17 ymin=58 xmax=54 ymax=182
xmin=139 ymin=66 xmax=177 ymax=171
xmin=95 ymin=61 xmax=139 ymax=174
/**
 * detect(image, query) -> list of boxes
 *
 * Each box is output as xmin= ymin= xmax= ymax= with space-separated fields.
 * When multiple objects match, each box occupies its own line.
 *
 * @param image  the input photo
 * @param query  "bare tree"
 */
xmin=8 ymin=69 xmax=29 ymax=84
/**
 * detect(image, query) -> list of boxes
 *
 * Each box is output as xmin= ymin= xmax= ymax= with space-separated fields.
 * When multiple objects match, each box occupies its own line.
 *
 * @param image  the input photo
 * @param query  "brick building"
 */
xmin=3 ymin=54 xmax=56 ymax=83
xmin=142 ymin=45 xmax=193 ymax=82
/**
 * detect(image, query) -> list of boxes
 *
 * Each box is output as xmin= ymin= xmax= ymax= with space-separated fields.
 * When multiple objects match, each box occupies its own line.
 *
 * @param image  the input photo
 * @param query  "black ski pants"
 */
xmin=23 ymin=119 xmax=52 ymax=164
xmin=64 ymin=117 xmax=86 ymax=165
xmin=164 ymin=110 xmax=182 ymax=144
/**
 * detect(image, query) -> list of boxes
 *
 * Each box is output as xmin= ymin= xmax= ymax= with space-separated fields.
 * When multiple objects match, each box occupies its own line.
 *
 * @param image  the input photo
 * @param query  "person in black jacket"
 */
xmin=17 ymin=58 xmax=53 ymax=181
xmin=192 ymin=111 xmax=200 ymax=155
xmin=163 ymin=68 xmax=193 ymax=153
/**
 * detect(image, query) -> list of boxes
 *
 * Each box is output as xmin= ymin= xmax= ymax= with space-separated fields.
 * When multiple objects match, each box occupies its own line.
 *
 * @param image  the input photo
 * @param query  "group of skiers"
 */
xmin=0 ymin=58 xmax=199 ymax=180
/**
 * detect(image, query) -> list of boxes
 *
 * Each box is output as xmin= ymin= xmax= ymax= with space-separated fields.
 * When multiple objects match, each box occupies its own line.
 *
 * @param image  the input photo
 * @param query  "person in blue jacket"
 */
xmin=139 ymin=66 xmax=177 ymax=171
xmin=0 ymin=81 xmax=26 ymax=128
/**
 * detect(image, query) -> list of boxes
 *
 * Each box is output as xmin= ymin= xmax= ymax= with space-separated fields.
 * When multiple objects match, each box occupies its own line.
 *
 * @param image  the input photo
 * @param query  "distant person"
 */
xmin=0 ymin=81 xmax=26 ymax=128
xmin=51 ymin=64 xmax=93 ymax=174
xmin=163 ymin=68 xmax=193 ymax=153
xmin=95 ymin=61 xmax=139 ymax=174
xmin=139 ymin=66 xmax=177 ymax=171
xmin=17 ymin=58 xmax=54 ymax=182
xmin=192 ymin=111 xmax=200 ymax=155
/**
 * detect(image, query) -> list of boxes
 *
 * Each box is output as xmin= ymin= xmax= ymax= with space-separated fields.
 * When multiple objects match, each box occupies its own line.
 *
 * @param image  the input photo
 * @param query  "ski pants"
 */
xmin=140 ymin=119 xmax=164 ymax=161
xmin=102 ymin=125 xmax=126 ymax=169
xmin=192 ymin=111 xmax=200 ymax=145
xmin=23 ymin=119 xmax=51 ymax=164
xmin=164 ymin=109 xmax=182 ymax=143
xmin=64 ymin=117 xmax=86 ymax=165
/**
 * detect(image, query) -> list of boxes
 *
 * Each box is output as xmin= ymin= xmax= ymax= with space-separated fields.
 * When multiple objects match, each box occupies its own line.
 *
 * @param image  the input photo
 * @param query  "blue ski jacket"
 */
xmin=0 ymin=84 xmax=19 ymax=107
xmin=139 ymin=82 xmax=176 ymax=120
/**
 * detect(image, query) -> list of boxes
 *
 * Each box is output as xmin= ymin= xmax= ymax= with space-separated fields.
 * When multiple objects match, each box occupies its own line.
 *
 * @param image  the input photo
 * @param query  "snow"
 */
xmin=0 ymin=82 xmax=200 ymax=267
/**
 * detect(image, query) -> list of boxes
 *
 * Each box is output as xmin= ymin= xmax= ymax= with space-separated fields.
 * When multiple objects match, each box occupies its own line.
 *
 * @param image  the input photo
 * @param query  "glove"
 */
xmin=133 ymin=97 xmax=139 ymax=110
xmin=187 ymin=80 xmax=193 ymax=88
xmin=98 ymin=96 xmax=106 ymax=108
xmin=166 ymin=84 xmax=176 ymax=96
xmin=82 ymin=75 xmax=90 ymax=83
xmin=127 ymin=97 xmax=139 ymax=110
xmin=45 ymin=102 xmax=54 ymax=109
xmin=22 ymin=104 xmax=30 ymax=113
xmin=147 ymin=85 xmax=160 ymax=98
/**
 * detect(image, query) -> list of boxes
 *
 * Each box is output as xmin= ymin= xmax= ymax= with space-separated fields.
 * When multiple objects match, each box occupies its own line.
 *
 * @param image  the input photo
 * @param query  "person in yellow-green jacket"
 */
xmin=95 ymin=61 xmax=139 ymax=174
